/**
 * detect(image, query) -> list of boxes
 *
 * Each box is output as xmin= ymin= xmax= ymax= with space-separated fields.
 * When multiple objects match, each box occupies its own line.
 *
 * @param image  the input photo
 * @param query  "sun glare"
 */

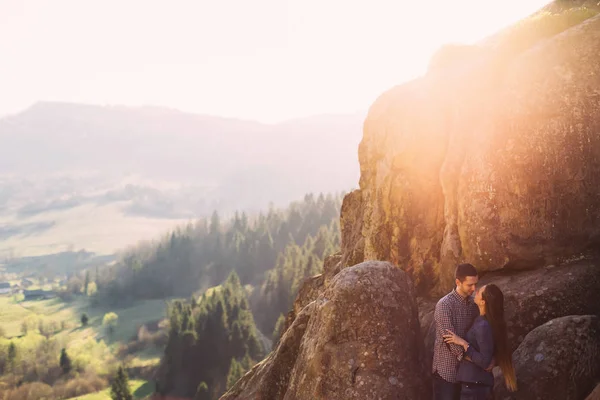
xmin=0 ymin=0 xmax=554 ymax=122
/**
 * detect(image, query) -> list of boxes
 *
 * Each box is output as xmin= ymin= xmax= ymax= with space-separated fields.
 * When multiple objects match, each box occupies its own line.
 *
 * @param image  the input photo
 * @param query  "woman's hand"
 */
xmin=443 ymin=329 xmax=469 ymax=351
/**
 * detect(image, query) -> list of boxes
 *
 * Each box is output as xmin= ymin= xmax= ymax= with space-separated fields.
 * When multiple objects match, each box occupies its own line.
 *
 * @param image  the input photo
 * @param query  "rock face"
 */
xmin=282 ymin=253 xmax=341 ymax=334
xmin=479 ymin=260 xmax=600 ymax=350
xmin=417 ymin=298 xmax=437 ymax=373
xmin=586 ymin=384 xmax=600 ymax=400
xmin=221 ymin=261 xmax=431 ymax=400
xmin=283 ymin=274 xmax=323 ymax=334
xmin=494 ymin=315 xmax=600 ymax=400
xmin=339 ymin=190 xmax=365 ymax=270
xmin=342 ymin=13 xmax=600 ymax=296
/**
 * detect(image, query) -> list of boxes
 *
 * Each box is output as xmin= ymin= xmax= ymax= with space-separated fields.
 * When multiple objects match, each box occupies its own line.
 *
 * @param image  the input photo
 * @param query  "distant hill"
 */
xmin=0 ymin=102 xmax=364 ymax=258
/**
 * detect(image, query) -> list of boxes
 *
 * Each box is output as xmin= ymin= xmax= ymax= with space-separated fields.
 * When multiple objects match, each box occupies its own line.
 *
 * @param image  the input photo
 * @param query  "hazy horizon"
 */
xmin=1 ymin=100 xmax=367 ymax=125
xmin=1 ymin=0 xmax=551 ymax=124
xmin=0 ymin=101 xmax=364 ymax=258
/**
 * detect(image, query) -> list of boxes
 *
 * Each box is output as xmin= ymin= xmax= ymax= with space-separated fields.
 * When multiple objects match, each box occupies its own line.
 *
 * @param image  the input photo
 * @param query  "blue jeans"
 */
xmin=460 ymin=383 xmax=493 ymax=400
xmin=433 ymin=373 xmax=461 ymax=400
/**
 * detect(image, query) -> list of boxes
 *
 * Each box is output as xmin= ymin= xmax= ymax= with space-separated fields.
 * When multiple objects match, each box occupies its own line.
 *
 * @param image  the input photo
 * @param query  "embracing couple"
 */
xmin=432 ymin=263 xmax=518 ymax=400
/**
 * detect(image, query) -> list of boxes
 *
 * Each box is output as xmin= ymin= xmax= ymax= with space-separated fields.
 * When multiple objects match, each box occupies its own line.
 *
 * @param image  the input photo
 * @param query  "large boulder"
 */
xmin=222 ymin=261 xmax=431 ymax=400
xmin=494 ymin=315 xmax=600 ymax=400
xmin=284 ymin=261 xmax=430 ymax=400
xmin=342 ymin=12 xmax=600 ymax=296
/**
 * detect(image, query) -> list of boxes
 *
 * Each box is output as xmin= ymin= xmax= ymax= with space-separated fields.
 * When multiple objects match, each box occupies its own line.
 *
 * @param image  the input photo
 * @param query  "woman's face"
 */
xmin=474 ymin=285 xmax=486 ymax=306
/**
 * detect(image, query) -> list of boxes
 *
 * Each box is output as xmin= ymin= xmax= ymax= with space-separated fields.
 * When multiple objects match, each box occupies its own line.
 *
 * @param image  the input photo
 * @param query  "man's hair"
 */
xmin=455 ymin=263 xmax=478 ymax=282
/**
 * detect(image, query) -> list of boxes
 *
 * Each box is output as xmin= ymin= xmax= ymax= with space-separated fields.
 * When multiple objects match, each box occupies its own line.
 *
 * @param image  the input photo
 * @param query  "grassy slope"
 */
xmin=0 ymin=295 xmax=166 ymax=397
xmin=0 ymin=296 xmax=168 ymax=343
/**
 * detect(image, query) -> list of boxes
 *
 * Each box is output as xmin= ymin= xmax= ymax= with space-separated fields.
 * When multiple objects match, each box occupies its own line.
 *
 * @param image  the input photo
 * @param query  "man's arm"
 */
xmin=434 ymin=301 xmax=464 ymax=360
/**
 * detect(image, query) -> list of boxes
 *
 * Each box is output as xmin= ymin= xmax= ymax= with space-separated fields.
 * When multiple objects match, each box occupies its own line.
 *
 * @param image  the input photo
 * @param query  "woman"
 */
xmin=442 ymin=284 xmax=517 ymax=399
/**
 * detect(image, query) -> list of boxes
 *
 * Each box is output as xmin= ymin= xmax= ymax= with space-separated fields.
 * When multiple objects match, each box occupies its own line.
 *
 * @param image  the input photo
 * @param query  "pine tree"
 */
xmin=209 ymin=211 xmax=221 ymax=235
xmin=84 ymin=270 xmax=90 ymax=295
xmin=95 ymin=265 xmax=100 ymax=289
xmin=7 ymin=342 xmax=17 ymax=371
xmin=241 ymin=353 xmax=253 ymax=371
xmin=226 ymin=358 xmax=244 ymax=390
xmin=313 ymin=225 xmax=333 ymax=259
xmin=195 ymin=382 xmax=210 ymax=400
xmin=272 ymin=313 xmax=286 ymax=346
xmin=110 ymin=366 xmax=133 ymax=400
xmin=60 ymin=348 xmax=72 ymax=374
xmin=247 ymin=332 xmax=263 ymax=361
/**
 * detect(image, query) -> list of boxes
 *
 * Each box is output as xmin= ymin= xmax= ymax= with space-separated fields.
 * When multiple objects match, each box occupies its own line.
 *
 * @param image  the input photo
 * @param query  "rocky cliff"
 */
xmin=221 ymin=3 xmax=600 ymax=400
xmin=349 ymin=9 xmax=600 ymax=297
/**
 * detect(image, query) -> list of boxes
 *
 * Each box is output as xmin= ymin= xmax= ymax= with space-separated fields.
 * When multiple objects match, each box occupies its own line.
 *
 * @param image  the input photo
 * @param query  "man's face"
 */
xmin=456 ymin=275 xmax=478 ymax=297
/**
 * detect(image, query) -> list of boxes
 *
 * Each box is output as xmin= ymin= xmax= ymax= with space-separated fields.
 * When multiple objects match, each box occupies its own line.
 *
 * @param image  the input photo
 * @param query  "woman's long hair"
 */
xmin=482 ymin=284 xmax=518 ymax=392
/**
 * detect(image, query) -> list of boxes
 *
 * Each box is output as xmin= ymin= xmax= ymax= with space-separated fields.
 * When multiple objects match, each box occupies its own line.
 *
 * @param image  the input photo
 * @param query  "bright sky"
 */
xmin=0 ymin=0 xmax=551 ymax=123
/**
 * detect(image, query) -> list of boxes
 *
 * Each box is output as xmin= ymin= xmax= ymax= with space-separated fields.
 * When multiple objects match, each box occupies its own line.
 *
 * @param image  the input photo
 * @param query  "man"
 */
xmin=432 ymin=263 xmax=479 ymax=400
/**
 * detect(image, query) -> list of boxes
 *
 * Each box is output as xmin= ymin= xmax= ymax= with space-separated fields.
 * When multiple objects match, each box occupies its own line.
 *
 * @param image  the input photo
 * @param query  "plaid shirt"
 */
xmin=432 ymin=289 xmax=479 ymax=383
